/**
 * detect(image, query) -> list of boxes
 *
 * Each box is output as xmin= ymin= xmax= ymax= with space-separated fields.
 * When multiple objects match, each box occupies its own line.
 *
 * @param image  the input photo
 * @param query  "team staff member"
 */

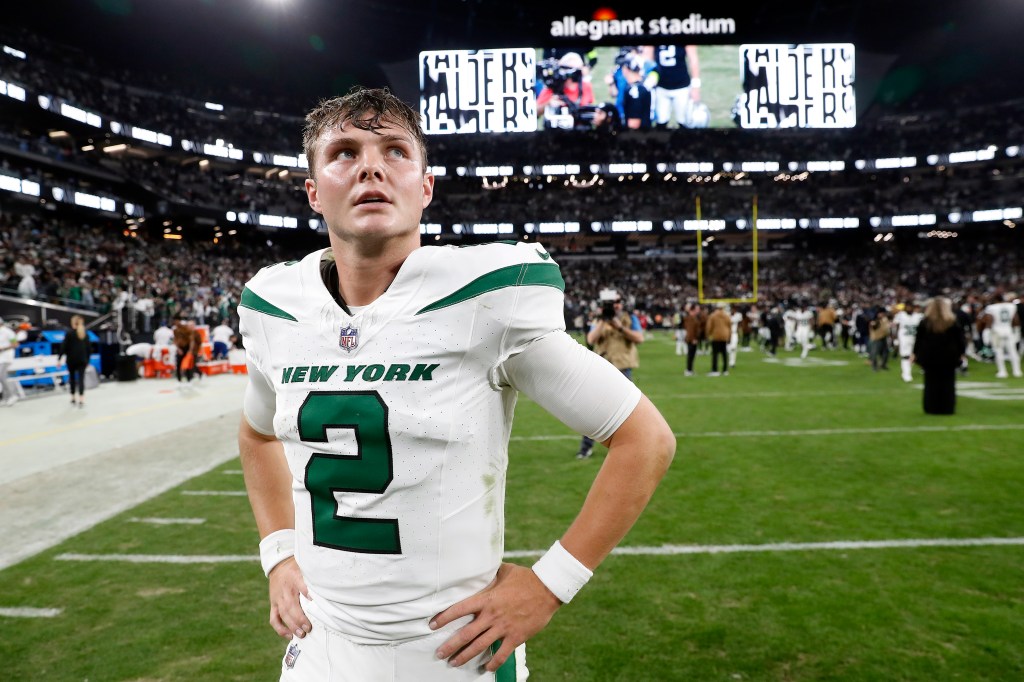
xmin=869 ymin=310 xmax=892 ymax=372
xmin=816 ymin=301 xmax=837 ymax=350
xmin=57 ymin=315 xmax=91 ymax=407
xmin=574 ymin=292 xmax=645 ymax=459
xmin=706 ymin=303 xmax=731 ymax=376
xmin=237 ymin=87 xmax=675 ymax=681
xmin=172 ymin=318 xmax=198 ymax=383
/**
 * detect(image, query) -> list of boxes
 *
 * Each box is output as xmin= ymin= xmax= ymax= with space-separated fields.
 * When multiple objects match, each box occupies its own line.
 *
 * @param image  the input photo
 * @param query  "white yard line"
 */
xmin=56 ymin=554 xmax=256 ymax=564
xmin=53 ymin=536 xmax=1024 ymax=565
xmin=645 ymin=389 xmax=888 ymax=400
xmin=0 ymin=607 xmax=63 ymax=618
xmin=513 ymin=536 xmax=1024 ymax=557
xmin=512 ymin=423 xmax=1024 ymax=441
xmin=129 ymin=517 xmax=206 ymax=525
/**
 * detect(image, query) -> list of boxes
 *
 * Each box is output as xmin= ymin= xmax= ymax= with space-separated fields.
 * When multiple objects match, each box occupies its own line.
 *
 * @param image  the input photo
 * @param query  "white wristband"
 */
xmin=531 ymin=541 xmax=593 ymax=603
xmin=690 ymin=78 xmax=702 ymax=88
xmin=259 ymin=528 xmax=296 ymax=577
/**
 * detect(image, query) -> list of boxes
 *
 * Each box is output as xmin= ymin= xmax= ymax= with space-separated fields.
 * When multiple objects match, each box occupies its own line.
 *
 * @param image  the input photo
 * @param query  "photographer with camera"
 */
xmin=537 ymin=52 xmax=595 ymax=130
xmin=575 ymin=290 xmax=645 ymax=459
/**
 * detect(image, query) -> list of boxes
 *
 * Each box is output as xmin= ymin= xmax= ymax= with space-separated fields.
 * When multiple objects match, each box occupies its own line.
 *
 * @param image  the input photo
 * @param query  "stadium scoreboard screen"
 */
xmin=736 ymin=44 xmax=855 ymax=129
xmin=418 ymin=43 xmax=855 ymax=134
xmin=419 ymin=49 xmax=538 ymax=134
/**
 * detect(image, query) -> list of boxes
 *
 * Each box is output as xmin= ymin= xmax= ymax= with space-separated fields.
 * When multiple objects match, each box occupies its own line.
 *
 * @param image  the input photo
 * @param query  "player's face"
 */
xmin=305 ymin=118 xmax=434 ymax=246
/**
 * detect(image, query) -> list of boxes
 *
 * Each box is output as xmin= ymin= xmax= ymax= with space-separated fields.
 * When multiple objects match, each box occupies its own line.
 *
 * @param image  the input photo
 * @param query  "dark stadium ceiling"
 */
xmin=5 ymin=0 xmax=1024 ymax=112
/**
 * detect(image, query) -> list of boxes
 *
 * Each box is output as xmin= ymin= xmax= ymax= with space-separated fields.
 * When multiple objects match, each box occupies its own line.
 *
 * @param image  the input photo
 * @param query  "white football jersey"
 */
xmin=239 ymin=242 xmax=600 ymax=644
xmin=729 ymin=312 xmax=742 ymax=345
xmin=893 ymin=311 xmax=923 ymax=346
xmin=783 ymin=309 xmax=797 ymax=329
xmin=794 ymin=310 xmax=813 ymax=330
xmin=984 ymin=302 xmax=1017 ymax=336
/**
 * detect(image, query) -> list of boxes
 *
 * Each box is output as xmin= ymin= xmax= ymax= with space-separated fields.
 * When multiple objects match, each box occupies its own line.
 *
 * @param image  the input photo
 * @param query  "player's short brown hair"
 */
xmin=303 ymin=86 xmax=428 ymax=179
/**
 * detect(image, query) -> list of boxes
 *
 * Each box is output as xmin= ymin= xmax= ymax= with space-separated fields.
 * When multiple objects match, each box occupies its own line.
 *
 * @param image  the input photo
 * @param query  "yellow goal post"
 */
xmin=696 ymin=195 xmax=759 ymax=305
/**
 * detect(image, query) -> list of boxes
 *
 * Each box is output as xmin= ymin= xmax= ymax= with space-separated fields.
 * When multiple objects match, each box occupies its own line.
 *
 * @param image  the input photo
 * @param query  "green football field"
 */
xmin=2 ymin=333 xmax=1023 ymax=681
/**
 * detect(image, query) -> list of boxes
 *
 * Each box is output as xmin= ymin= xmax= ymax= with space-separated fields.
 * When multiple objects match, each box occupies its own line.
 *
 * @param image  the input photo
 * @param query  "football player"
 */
xmin=782 ymin=305 xmax=797 ymax=351
xmin=892 ymin=301 xmax=923 ymax=383
xmin=649 ymin=44 xmax=702 ymax=128
xmin=237 ymin=87 xmax=676 ymax=681
xmin=982 ymin=292 xmax=1023 ymax=378
xmin=793 ymin=302 xmax=815 ymax=359
xmin=727 ymin=305 xmax=743 ymax=369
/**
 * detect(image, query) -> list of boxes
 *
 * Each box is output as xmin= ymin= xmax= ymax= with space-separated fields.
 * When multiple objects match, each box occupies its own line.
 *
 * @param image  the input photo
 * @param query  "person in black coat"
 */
xmin=912 ymin=297 xmax=966 ymax=415
xmin=58 ymin=315 xmax=91 ymax=407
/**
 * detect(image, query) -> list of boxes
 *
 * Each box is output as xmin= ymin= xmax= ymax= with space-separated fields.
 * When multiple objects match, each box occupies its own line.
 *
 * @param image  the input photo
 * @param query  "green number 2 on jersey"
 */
xmin=298 ymin=391 xmax=401 ymax=554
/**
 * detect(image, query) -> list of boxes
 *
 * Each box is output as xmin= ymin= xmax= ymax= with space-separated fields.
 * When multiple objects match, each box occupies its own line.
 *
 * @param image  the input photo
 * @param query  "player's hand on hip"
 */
xmin=429 ymin=562 xmax=561 ymax=672
xmin=268 ymin=557 xmax=312 ymax=639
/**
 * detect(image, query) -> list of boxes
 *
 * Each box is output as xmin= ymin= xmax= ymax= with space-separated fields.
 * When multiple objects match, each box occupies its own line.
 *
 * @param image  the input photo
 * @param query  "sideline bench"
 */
xmin=7 ymin=354 xmax=70 ymax=388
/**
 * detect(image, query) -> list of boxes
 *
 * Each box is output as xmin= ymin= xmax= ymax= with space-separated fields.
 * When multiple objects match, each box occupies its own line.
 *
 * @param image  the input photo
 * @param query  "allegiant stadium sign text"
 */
xmin=550 ymin=14 xmax=737 ymax=41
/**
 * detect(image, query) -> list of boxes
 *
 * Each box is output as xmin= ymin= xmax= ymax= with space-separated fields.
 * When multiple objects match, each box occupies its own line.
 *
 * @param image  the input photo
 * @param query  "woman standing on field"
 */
xmin=912 ymin=296 xmax=967 ymax=415
xmin=58 ymin=315 xmax=91 ymax=407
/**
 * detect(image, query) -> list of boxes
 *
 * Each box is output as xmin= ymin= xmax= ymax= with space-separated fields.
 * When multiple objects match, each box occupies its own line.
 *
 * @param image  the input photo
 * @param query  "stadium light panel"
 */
xmin=0 ymin=80 xmax=26 ymax=101
xmin=2 ymin=45 xmax=27 ymax=59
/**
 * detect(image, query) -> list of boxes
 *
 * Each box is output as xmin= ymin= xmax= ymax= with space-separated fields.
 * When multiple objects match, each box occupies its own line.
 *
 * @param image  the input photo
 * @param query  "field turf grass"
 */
xmin=2 ymin=332 xmax=1023 ymax=680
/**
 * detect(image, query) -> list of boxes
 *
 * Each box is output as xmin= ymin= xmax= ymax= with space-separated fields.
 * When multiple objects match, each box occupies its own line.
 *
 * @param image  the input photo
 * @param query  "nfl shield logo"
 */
xmin=339 ymin=325 xmax=359 ymax=352
xmin=284 ymin=642 xmax=301 ymax=669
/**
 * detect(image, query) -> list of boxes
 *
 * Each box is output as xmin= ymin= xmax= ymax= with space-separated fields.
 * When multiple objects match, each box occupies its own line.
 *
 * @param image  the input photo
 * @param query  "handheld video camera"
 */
xmin=538 ymin=57 xmax=579 ymax=96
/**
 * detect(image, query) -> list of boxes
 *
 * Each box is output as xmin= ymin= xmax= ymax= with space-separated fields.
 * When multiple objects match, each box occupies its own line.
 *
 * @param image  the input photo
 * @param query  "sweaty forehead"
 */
xmin=319 ymin=119 xmax=413 ymax=147
xmin=332 ymin=113 xmax=409 ymax=136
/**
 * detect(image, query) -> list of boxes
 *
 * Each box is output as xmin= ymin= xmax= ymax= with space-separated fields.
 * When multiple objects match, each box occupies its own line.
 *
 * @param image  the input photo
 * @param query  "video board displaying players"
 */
xmin=419 ymin=43 xmax=855 ymax=133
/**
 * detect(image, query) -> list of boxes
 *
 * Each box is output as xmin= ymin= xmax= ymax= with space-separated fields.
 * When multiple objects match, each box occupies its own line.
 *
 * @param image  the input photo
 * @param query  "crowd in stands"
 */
xmin=2 ymin=210 xmax=1019 ymax=345
xmin=0 ymin=212 xmax=285 ymax=332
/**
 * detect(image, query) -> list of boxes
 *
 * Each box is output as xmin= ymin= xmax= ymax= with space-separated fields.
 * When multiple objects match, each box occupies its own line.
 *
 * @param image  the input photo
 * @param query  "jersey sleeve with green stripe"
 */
xmin=238 ymin=242 xmax=565 ymax=644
